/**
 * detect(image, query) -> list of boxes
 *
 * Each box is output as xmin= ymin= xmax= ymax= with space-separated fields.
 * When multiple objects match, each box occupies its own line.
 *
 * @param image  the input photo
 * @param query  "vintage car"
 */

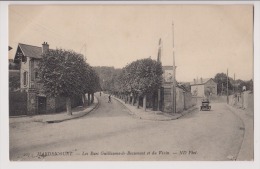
xmin=200 ymin=98 xmax=211 ymax=111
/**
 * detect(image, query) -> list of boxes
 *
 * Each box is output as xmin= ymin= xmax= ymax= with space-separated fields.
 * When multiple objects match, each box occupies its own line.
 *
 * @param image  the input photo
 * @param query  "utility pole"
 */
xmin=233 ymin=73 xmax=235 ymax=94
xmin=157 ymin=38 xmax=162 ymax=111
xmin=172 ymin=22 xmax=176 ymax=114
xmin=227 ymin=69 xmax=229 ymax=104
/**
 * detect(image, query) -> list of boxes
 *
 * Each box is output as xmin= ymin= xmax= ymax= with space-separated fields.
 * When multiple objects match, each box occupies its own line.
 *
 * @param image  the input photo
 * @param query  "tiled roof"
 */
xmin=190 ymin=78 xmax=211 ymax=85
xmin=18 ymin=43 xmax=42 ymax=59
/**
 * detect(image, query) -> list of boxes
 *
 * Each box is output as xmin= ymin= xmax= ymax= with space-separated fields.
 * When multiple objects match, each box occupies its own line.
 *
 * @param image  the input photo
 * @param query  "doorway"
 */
xmin=38 ymin=96 xmax=46 ymax=114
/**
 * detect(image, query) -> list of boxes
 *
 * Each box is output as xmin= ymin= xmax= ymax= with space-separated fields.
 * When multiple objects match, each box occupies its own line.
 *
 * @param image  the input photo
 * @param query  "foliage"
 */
xmin=214 ymin=73 xmax=253 ymax=94
xmin=120 ymin=58 xmax=163 ymax=96
xmin=9 ymin=91 xmax=27 ymax=116
xmin=9 ymin=71 xmax=20 ymax=91
xmin=39 ymin=49 xmax=87 ymax=97
xmin=93 ymin=66 xmax=121 ymax=91
xmin=93 ymin=59 xmax=163 ymax=97
xmin=214 ymin=73 xmax=233 ymax=95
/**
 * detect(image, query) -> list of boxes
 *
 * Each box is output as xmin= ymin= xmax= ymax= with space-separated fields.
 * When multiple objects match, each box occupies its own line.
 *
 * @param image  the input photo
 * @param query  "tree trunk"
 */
xmin=136 ymin=95 xmax=140 ymax=109
xmin=83 ymin=94 xmax=87 ymax=107
xmin=131 ymin=95 xmax=135 ymax=105
xmin=157 ymin=88 xmax=161 ymax=111
xmin=66 ymin=97 xmax=72 ymax=115
xmin=88 ymin=93 xmax=91 ymax=105
xmin=143 ymin=95 xmax=147 ymax=111
xmin=92 ymin=93 xmax=94 ymax=103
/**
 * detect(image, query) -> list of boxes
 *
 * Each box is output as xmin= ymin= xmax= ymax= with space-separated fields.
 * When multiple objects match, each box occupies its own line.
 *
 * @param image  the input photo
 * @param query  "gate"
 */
xmin=38 ymin=96 xmax=46 ymax=114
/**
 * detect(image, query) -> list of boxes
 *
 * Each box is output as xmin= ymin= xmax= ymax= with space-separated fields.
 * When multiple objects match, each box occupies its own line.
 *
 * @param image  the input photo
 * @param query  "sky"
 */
xmin=8 ymin=4 xmax=254 ymax=82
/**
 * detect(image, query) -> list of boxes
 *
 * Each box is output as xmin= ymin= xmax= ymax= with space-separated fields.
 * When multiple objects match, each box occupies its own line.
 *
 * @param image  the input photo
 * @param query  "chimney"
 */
xmin=200 ymin=77 xmax=203 ymax=83
xmin=42 ymin=42 xmax=49 ymax=54
xmin=194 ymin=79 xmax=196 ymax=84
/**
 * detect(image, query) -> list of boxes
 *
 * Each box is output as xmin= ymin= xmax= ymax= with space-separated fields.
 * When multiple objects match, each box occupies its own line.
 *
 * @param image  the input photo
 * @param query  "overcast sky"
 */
xmin=9 ymin=5 xmax=253 ymax=82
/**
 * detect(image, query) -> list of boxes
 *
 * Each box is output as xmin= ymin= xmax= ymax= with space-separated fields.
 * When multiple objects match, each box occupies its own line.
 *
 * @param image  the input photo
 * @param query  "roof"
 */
xmin=18 ymin=43 xmax=42 ymax=59
xmin=190 ymin=78 xmax=214 ymax=85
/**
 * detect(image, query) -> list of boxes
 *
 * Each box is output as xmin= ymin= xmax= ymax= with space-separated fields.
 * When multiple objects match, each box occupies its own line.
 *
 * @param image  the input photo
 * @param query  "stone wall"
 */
xmin=228 ymin=91 xmax=252 ymax=109
xmin=176 ymin=87 xmax=184 ymax=113
xmin=46 ymin=97 xmax=56 ymax=113
xmin=27 ymin=89 xmax=37 ymax=115
xmin=163 ymin=86 xmax=194 ymax=113
xmin=184 ymin=92 xmax=195 ymax=109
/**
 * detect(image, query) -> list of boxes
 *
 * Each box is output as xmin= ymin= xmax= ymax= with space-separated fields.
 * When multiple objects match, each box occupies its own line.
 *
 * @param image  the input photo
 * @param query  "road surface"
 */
xmin=10 ymin=94 xmax=245 ymax=161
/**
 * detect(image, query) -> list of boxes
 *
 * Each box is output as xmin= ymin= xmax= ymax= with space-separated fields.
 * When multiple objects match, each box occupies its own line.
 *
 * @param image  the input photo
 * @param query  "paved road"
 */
xmin=10 ymin=94 xmax=245 ymax=161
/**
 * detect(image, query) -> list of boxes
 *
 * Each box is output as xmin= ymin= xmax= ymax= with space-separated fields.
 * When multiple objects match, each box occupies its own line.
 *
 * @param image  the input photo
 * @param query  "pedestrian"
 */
xmin=100 ymin=91 xmax=101 ymax=96
xmin=108 ymin=95 xmax=111 ymax=103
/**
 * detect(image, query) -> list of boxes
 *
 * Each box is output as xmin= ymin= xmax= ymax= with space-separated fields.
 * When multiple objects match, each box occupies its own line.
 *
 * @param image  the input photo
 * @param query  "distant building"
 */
xmin=190 ymin=78 xmax=217 ymax=97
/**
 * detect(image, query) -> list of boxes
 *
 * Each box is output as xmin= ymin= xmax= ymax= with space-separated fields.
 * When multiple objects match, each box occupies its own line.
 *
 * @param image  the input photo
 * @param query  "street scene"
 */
xmin=7 ymin=4 xmax=254 ymax=161
xmin=10 ymin=93 xmax=253 ymax=161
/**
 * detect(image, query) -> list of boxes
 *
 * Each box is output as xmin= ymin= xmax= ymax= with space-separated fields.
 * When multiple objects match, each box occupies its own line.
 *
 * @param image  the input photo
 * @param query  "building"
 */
xmin=13 ymin=42 xmax=81 ymax=115
xmin=160 ymin=66 xmax=195 ymax=113
xmin=154 ymin=38 xmax=195 ymax=113
xmin=190 ymin=78 xmax=217 ymax=97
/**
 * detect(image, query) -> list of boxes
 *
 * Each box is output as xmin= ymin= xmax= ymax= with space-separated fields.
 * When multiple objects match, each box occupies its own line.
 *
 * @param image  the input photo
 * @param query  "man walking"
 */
xmin=108 ymin=95 xmax=111 ymax=103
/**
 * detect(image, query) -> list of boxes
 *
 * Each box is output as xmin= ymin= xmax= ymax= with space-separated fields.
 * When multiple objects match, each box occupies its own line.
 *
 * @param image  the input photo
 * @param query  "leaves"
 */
xmin=38 ymin=48 xmax=100 ymax=98
xmin=99 ymin=58 xmax=163 ymax=96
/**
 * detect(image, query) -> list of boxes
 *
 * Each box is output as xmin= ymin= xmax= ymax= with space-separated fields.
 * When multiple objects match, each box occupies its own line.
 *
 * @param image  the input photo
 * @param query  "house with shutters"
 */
xmin=13 ymin=42 xmax=81 ymax=115
xmin=190 ymin=78 xmax=217 ymax=97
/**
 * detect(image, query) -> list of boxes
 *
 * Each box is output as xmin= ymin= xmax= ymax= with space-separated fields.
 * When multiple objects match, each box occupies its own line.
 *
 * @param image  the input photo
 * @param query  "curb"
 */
xmin=225 ymin=104 xmax=253 ymax=161
xmin=45 ymin=96 xmax=100 ymax=123
xmin=112 ymin=96 xmax=197 ymax=121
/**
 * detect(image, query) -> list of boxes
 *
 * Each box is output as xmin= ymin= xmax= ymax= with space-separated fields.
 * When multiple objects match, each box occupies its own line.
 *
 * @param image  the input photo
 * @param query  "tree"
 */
xmin=122 ymin=58 xmax=163 ymax=110
xmin=214 ymin=73 xmax=233 ymax=95
xmin=38 ymin=49 xmax=89 ymax=115
xmin=9 ymin=72 xmax=20 ymax=91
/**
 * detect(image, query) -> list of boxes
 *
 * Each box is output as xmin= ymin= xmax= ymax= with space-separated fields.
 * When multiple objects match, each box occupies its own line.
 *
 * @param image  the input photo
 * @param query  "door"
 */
xmin=38 ymin=96 xmax=46 ymax=114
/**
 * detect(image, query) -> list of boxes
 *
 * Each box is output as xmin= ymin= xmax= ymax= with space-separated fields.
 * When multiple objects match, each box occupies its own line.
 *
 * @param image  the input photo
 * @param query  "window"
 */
xmin=35 ymin=71 xmax=38 ymax=79
xmin=23 ymin=72 xmax=27 ymax=86
xmin=22 ymin=55 xmax=27 ymax=63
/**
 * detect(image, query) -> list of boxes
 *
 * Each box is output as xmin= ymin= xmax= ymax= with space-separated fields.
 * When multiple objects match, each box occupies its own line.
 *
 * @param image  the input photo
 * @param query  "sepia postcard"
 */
xmin=1 ymin=1 xmax=259 ymax=169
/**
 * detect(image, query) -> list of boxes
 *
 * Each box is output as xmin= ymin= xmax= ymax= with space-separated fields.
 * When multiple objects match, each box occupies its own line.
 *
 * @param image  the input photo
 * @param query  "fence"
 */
xmin=9 ymin=91 xmax=27 ymax=116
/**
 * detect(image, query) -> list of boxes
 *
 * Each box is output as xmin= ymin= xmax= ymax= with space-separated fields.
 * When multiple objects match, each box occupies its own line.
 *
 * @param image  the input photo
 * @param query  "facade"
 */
xmin=160 ymin=66 xmax=196 ymax=113
xmin=190 ymin=78 xmax=217 ymax=97
xmin=12 ymin=42 xmax=81 ymax=115
xmin=13 ymin=42 xmax=57 ymax=115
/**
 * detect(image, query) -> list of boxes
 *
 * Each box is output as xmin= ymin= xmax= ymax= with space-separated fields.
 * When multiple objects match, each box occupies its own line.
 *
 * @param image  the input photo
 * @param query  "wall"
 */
xmin=204 ymin=79 xmax=217 ymax=96
xmin=191 ymin=85 xmax=205 ymax=97
xmin=46 ymin=97 xmax=56 ymax=113
xmin=228 ymin=91 xmax=252 ymax=110
xmin=162 ymin=86 xmax=194 ymax=113
xmin=27 ymin=89 xmax=37 ymax=115
xmin=176 ymin=87 xmax=184 ymax=113
xmin=184 ymin=92 xmax=194 ymax=109
xmin=20 ymin=56 xmax=30 ymax=91
xmin=9 ymin=91 xmax=27 ymax=116
xmin=162 ymin=87 xmax=172 ymax=112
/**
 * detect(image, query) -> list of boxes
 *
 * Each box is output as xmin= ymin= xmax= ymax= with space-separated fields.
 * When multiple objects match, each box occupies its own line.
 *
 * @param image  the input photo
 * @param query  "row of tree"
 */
xmin=214 ymin=73 xmax=253 ymax=95
xmin=38 ymin=49 xmax=100 ymax=115
xmin=96 ymin=58 xmax=163 ymax=111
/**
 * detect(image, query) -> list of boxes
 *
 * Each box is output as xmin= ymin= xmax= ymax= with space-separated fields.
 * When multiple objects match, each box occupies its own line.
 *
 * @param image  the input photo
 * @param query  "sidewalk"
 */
xmin=112 ymin=96 xmax=198 ymax=121
xmin=9 ymin=96 xmax=99 ymax=124
xmin=226 ymin=104 xmax=254 ymax=161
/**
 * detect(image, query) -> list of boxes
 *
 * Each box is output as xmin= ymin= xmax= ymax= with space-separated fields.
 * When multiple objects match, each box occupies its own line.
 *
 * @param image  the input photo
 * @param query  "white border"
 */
xmin=1 ymin=1 xmax=260 ymax=169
